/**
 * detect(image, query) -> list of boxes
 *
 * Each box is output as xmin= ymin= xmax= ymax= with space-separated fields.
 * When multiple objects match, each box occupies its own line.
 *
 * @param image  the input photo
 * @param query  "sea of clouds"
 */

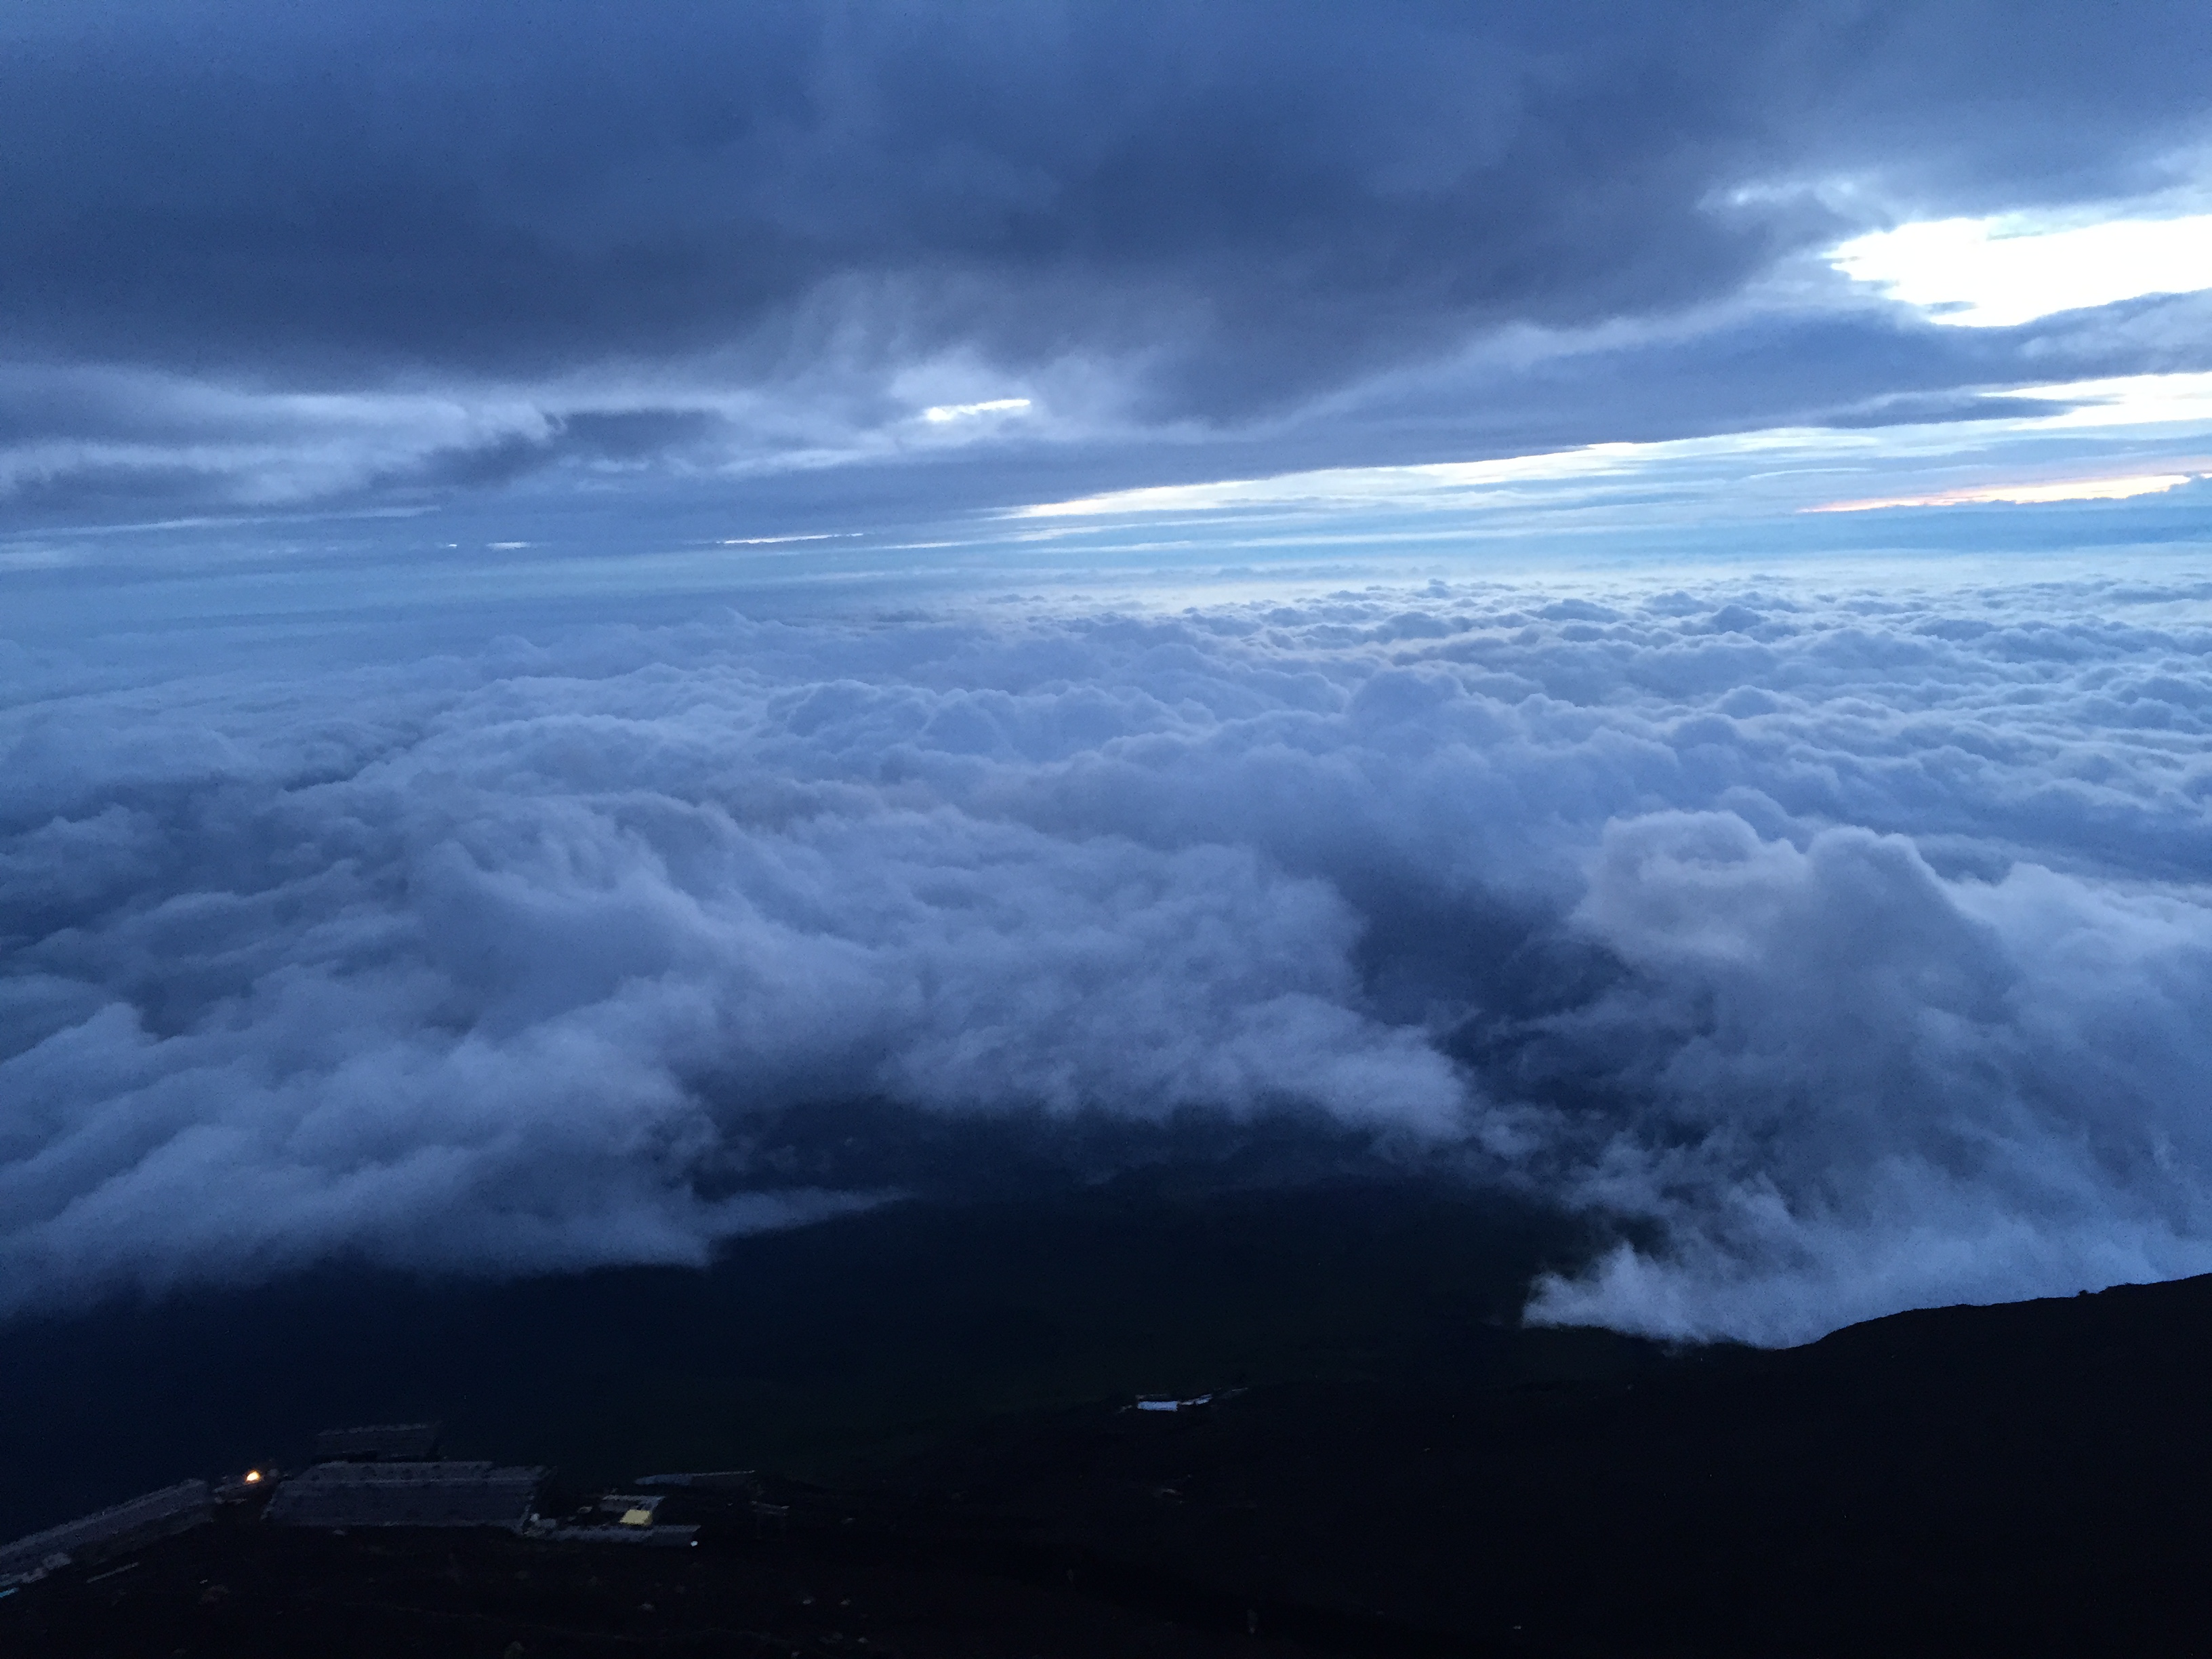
xmin=6 ymin=564 xmax=2212 ymax=1343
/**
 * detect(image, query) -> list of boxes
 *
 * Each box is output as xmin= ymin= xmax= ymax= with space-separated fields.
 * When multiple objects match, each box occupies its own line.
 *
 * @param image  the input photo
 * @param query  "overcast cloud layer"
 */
xmin=6 ymin=1 xmax=2212 ymax=529
xmin=7 ymin=565 xmax=2212 ymax=1343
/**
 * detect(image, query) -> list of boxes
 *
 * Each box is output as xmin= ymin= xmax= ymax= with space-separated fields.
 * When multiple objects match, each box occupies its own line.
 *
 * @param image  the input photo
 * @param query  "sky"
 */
xmin=5 ymin=2 xmax=2212 ymax=1345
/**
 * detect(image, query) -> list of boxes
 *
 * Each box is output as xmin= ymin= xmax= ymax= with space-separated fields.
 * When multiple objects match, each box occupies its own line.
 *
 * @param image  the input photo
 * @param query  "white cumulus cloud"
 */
xmin=6 ymin=564 xmax=2212 ymax=1340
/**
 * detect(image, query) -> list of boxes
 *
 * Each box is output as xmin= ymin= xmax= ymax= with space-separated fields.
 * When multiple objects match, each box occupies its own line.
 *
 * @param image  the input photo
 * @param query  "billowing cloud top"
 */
xmin=5 ymin=1 xmax=2212 ymax=527
xmin=10 ymin=562 xmax=2212 ymax=1343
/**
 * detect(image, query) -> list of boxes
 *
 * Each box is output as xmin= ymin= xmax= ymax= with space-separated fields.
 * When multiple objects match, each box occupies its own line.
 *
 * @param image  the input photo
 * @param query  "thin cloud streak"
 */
xmin=1010 ymin=384 xmax=2212 ymax=529
xmin=1806 ymin=470 xmax=2207 ymax=512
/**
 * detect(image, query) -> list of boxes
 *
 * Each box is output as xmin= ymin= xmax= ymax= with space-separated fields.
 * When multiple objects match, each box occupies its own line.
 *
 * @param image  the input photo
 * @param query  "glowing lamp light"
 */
xmin=244 ymin=1470 xmax=262 ymax=1483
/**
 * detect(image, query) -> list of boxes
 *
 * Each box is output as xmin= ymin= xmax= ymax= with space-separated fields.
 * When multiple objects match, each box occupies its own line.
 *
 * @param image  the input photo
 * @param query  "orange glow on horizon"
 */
xmin=1805 ymin=472 xmax=2203 ymax=513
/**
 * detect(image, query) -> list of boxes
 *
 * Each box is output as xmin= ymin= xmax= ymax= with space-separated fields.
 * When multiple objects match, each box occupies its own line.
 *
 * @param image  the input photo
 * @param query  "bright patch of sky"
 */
xmin=1830 ymin=210 xmax=2212 ymax=326
xmin=2008 ymin=371 xmax=2212 ymax=427
xmin=1013 ymin=445 xmax=1652 ymax=518
xmin=920 ymin=397 xmax=1033 ymax=423
xmin=1012 ymin=372 xmax=2212 ymax=529
xmin=13 ymin=372 xmax=2212 ymax=651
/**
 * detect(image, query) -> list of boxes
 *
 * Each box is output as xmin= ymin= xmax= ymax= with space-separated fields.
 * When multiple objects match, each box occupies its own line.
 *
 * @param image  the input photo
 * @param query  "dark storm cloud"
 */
xmin=3 ymin=3 xmax=2211 ymax=531
xmin=392 ymin=410 xmax=733 ymax=493
xmin=4 ymin=1 xmax=2209 ymax=409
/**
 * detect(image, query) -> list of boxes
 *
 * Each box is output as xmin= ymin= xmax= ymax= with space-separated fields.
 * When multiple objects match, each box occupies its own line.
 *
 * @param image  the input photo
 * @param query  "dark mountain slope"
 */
xmin=7 ymin=1183 xmax=2209 ymax=1656
xmin=865 ymin=1275 xmax=2212 ymax=1656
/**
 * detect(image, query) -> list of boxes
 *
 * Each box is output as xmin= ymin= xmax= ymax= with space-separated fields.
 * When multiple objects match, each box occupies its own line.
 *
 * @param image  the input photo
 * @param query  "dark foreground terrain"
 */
xmin=5 ymin=1184 xmax=2211 ymax=1656
xmin=0 ymin=1504 xmax=1328 ymax=1659
xmin=860 ymin=1275 xmax=2212 ymax=1656
xmin=0 ymin=1176 xmax=1586 ymax=1537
